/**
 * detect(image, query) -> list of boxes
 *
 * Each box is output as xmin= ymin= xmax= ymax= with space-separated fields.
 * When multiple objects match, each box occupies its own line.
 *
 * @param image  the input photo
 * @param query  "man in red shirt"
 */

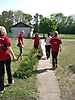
xmin=50 ymin=31 xmax=62 ymax=70
xmin=32 ymin=32 xmax=40 ymax=55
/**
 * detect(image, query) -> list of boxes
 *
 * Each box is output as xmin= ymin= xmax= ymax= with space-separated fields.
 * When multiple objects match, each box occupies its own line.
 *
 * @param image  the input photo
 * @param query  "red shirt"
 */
xmin=18 ymin=33 xmax=24 ymax=45
xmin=0 ymin=35 xmax=12 ymax=61
xmin=50 ymin=36 xmax=62 ymax=52
xmin=32 ymin=37 xmax=40 ymax=45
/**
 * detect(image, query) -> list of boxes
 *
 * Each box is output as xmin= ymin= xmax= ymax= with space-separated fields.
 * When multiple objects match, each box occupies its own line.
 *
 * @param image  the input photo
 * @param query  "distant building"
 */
xmin=10 ymin=22 xmax=34 ymax=37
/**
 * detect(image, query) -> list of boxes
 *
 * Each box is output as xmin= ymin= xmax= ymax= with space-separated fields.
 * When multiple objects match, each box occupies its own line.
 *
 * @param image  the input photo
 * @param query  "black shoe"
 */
xmin=8 ymin=80 xmax=14 ymax=86
xmin=51 ymin=67 xmax=56 ymax=70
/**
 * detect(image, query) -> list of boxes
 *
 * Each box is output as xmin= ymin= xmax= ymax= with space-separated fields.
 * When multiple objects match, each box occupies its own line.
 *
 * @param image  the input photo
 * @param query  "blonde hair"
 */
xmin=20 ymin=30 xmax=25 ymax=34
xmin=0 ymin=26 xmax=7 ymax=36
xmin=54 ymin=31 xmax=58 ymax=36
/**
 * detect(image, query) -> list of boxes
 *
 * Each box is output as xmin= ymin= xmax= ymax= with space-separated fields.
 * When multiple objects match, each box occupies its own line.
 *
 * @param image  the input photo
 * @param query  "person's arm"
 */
xmin=44 ymin=37 xmax=46 ymax=42
xmin=7 ymin=47 xmax=17 ymax=60
xmin=59 ymin=45 xmax=62 ymax=52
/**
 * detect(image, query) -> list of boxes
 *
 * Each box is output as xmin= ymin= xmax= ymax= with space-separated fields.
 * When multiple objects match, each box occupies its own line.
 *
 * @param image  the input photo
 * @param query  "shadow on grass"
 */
xmin=68 ymin=65 xmax=75 ymax=73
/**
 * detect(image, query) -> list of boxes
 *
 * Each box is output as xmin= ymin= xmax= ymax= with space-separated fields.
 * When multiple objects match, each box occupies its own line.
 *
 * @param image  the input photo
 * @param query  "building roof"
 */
xmin=11 ymin=22 xmax=33 ymax=28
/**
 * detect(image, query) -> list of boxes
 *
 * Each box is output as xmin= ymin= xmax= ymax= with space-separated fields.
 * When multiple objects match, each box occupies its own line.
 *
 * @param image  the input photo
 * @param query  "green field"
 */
xmin=55 ymin=39 xmax=75 ymax=100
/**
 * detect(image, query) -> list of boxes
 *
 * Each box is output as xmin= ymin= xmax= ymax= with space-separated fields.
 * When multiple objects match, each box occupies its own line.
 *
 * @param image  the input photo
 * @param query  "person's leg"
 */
xmin=35 ymin=48 xmax=38 ymax=54
xmin=55 ymin=52 xmax=58 ymax=67
xmin=0 ymin=61 xmax=4 ymax=91
xmin=47 ymin=45 xmax=51 ymax=58
xmin=45 ymin=45 xmax=47 ymax=57
xmin=34 ymin=45 xmax=38 ymax=54
xmin=17 ymin=46 xmax=23 ymax=60
xmin=5 ymin=58 xmax=13 ymax=84
xmin=52 ymin=52 xmax=55 ymax=67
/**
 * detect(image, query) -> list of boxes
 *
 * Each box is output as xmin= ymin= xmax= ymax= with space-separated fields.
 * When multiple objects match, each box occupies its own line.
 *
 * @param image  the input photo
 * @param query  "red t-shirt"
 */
xmin=0 ymin=35 xmax=12 ymax=61
xmin=32 ymin=37 xmax=40 ymax=45
xmin=50 ymin=36 xmax=62 ymax=52
xmin=18 ymin=33 xmax=24 ymax=45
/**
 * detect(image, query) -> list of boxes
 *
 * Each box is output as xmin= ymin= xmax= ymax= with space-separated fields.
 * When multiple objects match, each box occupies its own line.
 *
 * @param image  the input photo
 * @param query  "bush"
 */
xmin=13 ymin=45 xmax=43 ymax=79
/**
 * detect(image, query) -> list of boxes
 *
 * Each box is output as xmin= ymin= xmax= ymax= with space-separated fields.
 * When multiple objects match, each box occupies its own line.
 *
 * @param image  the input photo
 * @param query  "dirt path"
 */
xmin=36 ymin=39 xmax=61 ymax=100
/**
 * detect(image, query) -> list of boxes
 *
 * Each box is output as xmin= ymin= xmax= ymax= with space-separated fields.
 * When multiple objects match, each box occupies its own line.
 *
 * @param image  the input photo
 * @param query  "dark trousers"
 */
xmin=0 ymin=58 xmax=12 ymax=91
xmin=52 ymin=52 xmax=58 ymax=67
xmin=45 ymin=45 xmax=51 ymax=58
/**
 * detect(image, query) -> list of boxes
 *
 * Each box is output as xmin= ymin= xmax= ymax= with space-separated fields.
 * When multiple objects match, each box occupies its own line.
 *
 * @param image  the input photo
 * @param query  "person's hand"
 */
xmin=22 ymin=45 xmax=24 ymax=47
xmin=13 ymin=56 xmax=17 ymax=61
xmin=59 ymin=49 xmax=61 ymax=52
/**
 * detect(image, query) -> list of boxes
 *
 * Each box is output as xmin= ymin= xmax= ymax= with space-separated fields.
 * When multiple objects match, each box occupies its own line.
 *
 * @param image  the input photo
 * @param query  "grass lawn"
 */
xmin=1 ymin=35 xmax=75 ymax=100
xmin=55 ymin=39 xmax=75 ymax=100
xmin=0 ymin=39 xmax=37 ymax=100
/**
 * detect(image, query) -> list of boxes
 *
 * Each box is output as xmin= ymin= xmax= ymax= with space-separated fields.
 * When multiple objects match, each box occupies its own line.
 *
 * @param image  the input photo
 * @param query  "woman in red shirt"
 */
xmin=50 ymin=31 xmax=62 ymax=70
xmin=0 ymin=26 xmax=17 ymax=93
xmin=17 ymin=30 xmax=25 ymax=60
xmin=32 ymin=33 xmax=40 ymax=55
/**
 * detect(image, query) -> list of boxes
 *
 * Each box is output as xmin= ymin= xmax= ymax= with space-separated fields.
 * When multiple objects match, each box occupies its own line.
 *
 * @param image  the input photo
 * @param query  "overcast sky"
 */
xmin=0 ymin=0 xmax=75 ymax=17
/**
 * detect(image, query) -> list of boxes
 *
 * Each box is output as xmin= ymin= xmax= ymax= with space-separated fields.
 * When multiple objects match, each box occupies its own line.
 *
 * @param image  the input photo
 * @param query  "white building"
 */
xmin=10 ymin=22 xmax=34 ymax=38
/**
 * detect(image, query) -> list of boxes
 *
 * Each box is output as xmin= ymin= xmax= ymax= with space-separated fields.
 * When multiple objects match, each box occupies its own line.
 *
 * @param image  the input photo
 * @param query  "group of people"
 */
xmin=44 ymin=31 xmax=62 ymax=70
xmin=32 ymin=31 xmax=62 ymax=70
xmin=0 ymin=25 xmax=62 ymax=94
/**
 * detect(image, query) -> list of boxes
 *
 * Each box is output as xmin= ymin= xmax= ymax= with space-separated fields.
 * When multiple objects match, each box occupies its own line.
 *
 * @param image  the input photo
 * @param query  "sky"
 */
xmin=0 ymin=0 xmax=75 ymax=17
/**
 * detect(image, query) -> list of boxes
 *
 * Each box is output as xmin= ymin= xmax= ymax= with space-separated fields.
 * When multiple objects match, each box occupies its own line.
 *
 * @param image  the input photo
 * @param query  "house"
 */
xmin=10 ymin=22 xmax=34 ymax=38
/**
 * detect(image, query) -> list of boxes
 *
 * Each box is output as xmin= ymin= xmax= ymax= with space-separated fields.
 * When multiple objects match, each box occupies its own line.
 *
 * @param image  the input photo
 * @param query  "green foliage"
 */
xmin=39 ymin=17 xmax=58 ymax=33
xmin=13 ymin=46 xmax=43 ymax=79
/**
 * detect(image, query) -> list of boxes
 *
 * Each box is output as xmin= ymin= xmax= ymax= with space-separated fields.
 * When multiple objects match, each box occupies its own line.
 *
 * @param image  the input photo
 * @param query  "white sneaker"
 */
xmin=8 ymin=80 xmax=14 ymax=86
xmin=0 ymin=88 xmax=5 ymax=94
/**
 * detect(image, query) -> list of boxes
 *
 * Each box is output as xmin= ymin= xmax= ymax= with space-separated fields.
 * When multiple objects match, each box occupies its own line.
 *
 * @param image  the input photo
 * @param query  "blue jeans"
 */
xmin=19 ymin=46 xmax=23 ymax=53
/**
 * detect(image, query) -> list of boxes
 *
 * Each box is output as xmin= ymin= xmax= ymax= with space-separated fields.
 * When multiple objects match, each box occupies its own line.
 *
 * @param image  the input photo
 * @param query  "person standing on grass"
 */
xmin=44 ymin=32 xmax=52 ymax=59
xmin=0 ymin=26 xmax=17 ymax=94
xmin=50 ymin=31 xmax=62 ymax=70
xmin=17 ymin=30 xmax=25 ymax=60
xmin=32 ymin=32 xmax=40 ymax=55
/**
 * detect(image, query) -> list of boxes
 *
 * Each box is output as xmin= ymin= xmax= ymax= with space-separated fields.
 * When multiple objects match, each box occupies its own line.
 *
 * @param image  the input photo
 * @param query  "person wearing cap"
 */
xmin=17 ymin=30 xmax=25 ymax=60
xmin=32 ymin=32 xmax=40 ymax=55
xmin=50 ymin=31 xmax=62 ymax=70
xmin=0 ymin=26 xmax=17 ymax=93
xmin=44 ymin=32 xmax=52 ymax=59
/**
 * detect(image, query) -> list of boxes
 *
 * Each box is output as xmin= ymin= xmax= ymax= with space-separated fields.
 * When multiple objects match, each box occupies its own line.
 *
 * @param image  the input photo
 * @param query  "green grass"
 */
xmin=59 ymin=34 xmax=75 ymax=39
xmin=55 ymin=39 xmax=75 ymax=100
xmin=0 ymin=39 xmax=37 ymax=100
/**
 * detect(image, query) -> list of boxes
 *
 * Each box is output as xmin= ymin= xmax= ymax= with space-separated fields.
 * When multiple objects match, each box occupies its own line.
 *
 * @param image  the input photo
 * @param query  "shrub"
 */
xmin=13 ymin=45 xmax=43 ymax=79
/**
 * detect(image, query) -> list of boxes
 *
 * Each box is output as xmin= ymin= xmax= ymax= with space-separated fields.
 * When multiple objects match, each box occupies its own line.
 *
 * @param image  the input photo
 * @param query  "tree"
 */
xmin=33 ymin=13 xmax=43 ymax=32
xmin=0 ymin=10 xmax=13 ymax=33
xmin=39 ymin=17 xmax=58 ymax=33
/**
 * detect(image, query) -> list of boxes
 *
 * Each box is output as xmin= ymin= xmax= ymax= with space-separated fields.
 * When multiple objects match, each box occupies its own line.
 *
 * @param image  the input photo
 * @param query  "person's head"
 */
xmin=54 ymin=31 xmax=58 ymax=36
xmin=20 ymin=30 xmax=25 ymax=34
xmin=0 ymin=26 xmax=7 ymax=36
xmin=48 ymin=32 xmax=51 ymax=36
xmin=35 ymin=32 xmax=38 ymax=37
